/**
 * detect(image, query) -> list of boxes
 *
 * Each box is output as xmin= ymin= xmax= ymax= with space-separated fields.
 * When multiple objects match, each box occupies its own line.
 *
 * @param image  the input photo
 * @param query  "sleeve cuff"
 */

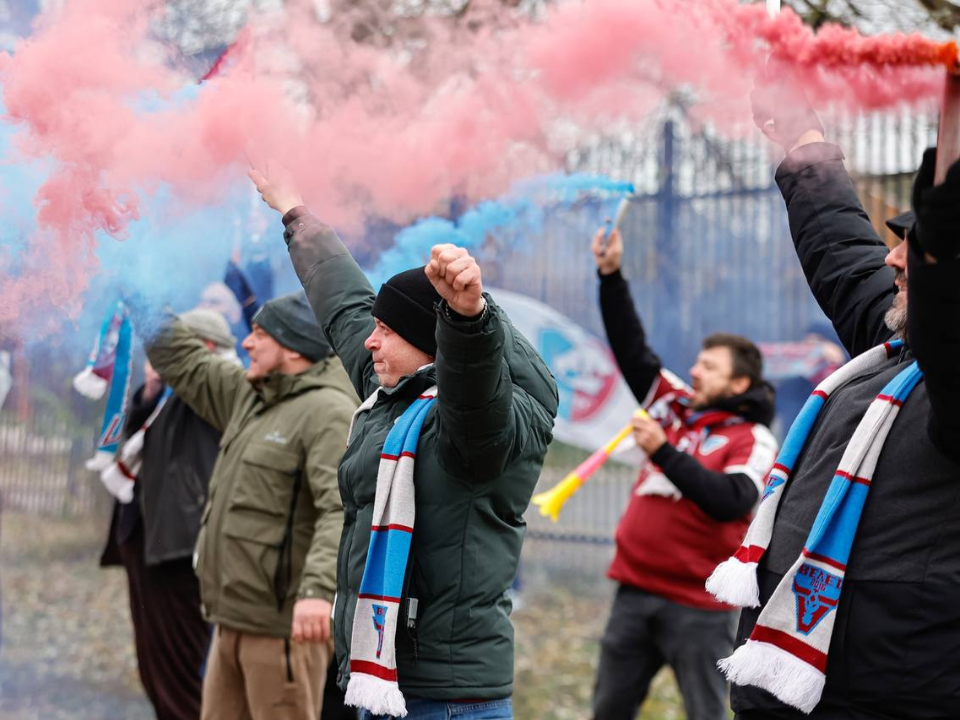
xmin=281 ymin=205 xmax=311 ymax=227
xmin=598 ymin=268 xmax=625 ymax=283
xmin=297 ymin=583 xmax=335 ymax=603
xmin=437 ymin=296 xmax=492 ymax=334
xmin=776 ymin=142 xmax=844 ymax=179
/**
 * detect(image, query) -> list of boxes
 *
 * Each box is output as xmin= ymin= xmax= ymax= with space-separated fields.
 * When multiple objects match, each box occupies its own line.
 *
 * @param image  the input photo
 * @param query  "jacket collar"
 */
xmin=252 ymin=360 xmax=335 ymax=409
xmin=375 ymin=363 xmax=437 ymax=403
xmin=685 ymin=381 xmax=777 ymax=429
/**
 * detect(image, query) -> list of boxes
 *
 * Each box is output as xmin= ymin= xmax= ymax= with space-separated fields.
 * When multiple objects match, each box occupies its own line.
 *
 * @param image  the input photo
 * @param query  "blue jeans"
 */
xmin=358 ymin=697 xmax=512 ymax=720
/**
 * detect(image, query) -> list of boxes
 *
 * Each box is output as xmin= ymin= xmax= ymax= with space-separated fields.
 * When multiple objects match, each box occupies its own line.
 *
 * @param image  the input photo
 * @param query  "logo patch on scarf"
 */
xmin=792 ymin=563 xmax=843 ymax=635
xmin=101 ymin=415 xmax=125 ymax=446
xmin=762 ymin=476 xmax=785 ymax=502
xmin=372 ymin=604 xmax=388 ymax=659
xmin=699 ymin=435 xmax=729 ymax=456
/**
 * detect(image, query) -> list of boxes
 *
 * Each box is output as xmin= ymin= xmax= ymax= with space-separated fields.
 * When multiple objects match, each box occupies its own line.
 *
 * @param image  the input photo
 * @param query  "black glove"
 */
xmin=751 ymin=60 xmax=824 ymax=151
xmin=910 ymin=148 xmax=960 ymax=261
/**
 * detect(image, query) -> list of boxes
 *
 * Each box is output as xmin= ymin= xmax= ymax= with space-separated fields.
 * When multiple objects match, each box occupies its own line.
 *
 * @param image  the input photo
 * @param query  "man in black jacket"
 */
xmin=730 ymin=99 xmax=960 ymax=719
xmin=100 ymin=309 xmax=237 ymax=720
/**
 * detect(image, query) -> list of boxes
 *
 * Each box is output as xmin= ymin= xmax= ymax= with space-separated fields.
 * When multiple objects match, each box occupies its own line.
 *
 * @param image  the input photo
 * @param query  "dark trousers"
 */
xmin=592 ymin=585 xmax=735 ymax=720
xmin=118 ymin=524 xmax=211 ymax=720
xmin=321 ymin=661 xmax=356 ymax=720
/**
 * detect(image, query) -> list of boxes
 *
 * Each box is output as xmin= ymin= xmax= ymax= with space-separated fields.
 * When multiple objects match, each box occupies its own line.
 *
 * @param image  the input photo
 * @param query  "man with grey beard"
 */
xmin=881 ymin=210 xmax=914 ymax=337
xmin=726 ymin=90 xmax=960 ymax=720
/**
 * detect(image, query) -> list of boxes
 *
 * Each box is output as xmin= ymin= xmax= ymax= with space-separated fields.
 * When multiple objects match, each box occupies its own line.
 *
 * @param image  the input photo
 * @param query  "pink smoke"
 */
xmin=0 ymin=0 xmax=954 ymax=333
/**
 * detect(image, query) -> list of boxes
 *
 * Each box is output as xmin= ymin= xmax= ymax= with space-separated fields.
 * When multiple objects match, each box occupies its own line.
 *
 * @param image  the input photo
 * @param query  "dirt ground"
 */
xmin=0 ymin=511 xmax=151 ymax=719
xmin=0 ymin=511 xmax=688 ymax=719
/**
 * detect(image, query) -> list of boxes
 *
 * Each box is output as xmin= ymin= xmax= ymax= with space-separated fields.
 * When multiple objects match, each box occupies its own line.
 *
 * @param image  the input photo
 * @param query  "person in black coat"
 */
xmin=100 ymin=309 xmax=237 ymax=720
xmin=729 ymin=89 xmax=960 ymax=720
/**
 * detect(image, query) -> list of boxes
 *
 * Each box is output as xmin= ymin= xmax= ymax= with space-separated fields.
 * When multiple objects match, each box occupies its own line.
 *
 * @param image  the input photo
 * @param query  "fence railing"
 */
xmin=0 ymin=411 xmax=107 ymax=516
xmin=1 ymin=107 xmax=937 ymax=541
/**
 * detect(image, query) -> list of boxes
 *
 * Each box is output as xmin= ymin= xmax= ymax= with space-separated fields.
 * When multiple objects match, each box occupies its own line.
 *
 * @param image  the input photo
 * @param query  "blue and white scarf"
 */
xmin=98 ymin=386 xmax=172 ymax=503
xmin=345 ymin=384 xmax=438 ymax=718
xmin=707 ymin=340 xmax=922 ymax=713
xmin=74 ymin=300 xmax=134 ymax=472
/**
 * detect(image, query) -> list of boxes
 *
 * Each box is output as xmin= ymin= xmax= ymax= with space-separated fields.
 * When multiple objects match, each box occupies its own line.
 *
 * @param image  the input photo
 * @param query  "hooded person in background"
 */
xmin=249 ymin=167 xmax=558 ymax=720
xmin=130 ymin=291 xmax=359 ymax=720
xmin=100 ymin=309 xmax=237 ymax=720
xmin=588 ymin=226 xmax=779 ymax=720
xmin=713 ymin=79 xmax=960 ymax=720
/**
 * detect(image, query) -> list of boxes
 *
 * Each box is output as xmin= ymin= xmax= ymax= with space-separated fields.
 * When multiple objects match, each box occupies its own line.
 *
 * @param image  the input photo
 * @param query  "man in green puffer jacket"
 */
xmin=250 ymin=169 xmax=559 ymax=720
xmin=139 ymin=292 xmax=359 ymax=720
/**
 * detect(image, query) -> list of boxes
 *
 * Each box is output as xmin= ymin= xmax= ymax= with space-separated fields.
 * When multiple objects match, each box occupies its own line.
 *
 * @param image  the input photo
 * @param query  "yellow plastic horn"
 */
xmin=532 ymin=410 xmax=648 ymax=522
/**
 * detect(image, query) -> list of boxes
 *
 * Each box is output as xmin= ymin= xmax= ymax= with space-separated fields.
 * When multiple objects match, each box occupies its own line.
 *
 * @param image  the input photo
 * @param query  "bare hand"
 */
xmin=751 ymin=62 xmax=824 ymax=153
xmin=632 ymin=413 xmax=667 ymax=455
xmin=248 ymin=163 xmax=304 ymax=216
xmin=591 ymin=227 xmax=622 ymax=275
xmin=425 ymin=244 xmax=485 ymax=317
xmin=291 ymin=598 xmax=332 ymax=644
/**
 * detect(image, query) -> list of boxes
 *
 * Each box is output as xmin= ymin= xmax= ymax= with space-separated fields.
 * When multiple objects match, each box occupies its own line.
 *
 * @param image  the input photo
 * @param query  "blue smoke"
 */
xmin=365 ymin=172 xmax=634 ymax=288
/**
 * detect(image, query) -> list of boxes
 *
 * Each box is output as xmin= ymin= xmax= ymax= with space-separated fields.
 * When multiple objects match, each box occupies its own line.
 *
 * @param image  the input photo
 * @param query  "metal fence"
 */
xmin=0 ymin=107 xmax=939 ymax=552
xmin=0 ymin=410 xmax=105 ymax=516
xmin=489 ymin=105 xmax=938 ymax=377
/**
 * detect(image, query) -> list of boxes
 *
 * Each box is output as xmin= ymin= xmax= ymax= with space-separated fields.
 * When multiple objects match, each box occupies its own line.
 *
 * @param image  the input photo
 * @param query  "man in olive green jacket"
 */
xmin=141 ymin=292 xmax=359 ymax=720
xmin=250 ymin=169 xmax=559 ymax=720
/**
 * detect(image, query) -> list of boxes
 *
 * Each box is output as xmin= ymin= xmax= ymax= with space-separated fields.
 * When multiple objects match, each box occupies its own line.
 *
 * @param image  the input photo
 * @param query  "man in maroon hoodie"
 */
xmin=590 ymin=228 xmax=779 ymax=720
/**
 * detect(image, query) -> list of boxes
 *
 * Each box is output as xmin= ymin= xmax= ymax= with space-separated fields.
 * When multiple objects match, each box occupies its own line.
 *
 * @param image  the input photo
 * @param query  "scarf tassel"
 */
xmin=98 ymin=461 xmax=136 ymax=504
xmin=345 ymin=675 xmax=408 ymax=718
xmin=705 ymin=557 xmax=761 ymax=608
xmin=72 ymin=367 xmax=109 ymax=400
xmin=719 ymin=640 xmax=825 ymax=714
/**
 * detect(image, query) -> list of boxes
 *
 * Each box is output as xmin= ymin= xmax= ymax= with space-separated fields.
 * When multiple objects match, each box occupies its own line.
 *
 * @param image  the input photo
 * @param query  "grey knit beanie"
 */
xmin=252 ymin=292 xmax=331 ymax=361
xmin=179 ymin=308 xmax=236 ymax=351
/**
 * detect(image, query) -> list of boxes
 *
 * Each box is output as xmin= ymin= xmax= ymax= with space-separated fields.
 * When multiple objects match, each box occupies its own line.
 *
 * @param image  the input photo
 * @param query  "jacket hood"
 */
xmin=709 ymin=380 xmax=777 ymax=427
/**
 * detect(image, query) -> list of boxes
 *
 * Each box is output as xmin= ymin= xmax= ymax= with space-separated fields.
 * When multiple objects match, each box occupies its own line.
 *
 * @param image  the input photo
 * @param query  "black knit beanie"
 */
xmin=372 ymin=267 xmax=441 ymax=356
xmin=252 ymin=292 xmax=331 ymax=361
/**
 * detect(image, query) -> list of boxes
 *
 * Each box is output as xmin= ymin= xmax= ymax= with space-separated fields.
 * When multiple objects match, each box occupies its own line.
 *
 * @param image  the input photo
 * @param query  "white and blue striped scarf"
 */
xmin=345 ymin=384 xmax=438 ymax=718
xmin=74 ymin=299 xmax=134 ymax=472
xmin=707 ymin=340 xmax=922 ymax=713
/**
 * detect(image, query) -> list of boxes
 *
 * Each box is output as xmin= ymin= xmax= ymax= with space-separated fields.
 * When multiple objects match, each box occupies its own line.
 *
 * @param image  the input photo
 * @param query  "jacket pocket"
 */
xmin=232 ymin=442 xmax=300 ymax=515
xmin=220 ymin=508 xmax=288 ymax=610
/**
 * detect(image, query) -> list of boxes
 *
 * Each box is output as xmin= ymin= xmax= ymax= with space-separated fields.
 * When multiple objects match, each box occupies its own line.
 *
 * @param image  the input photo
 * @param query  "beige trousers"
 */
xmin=201 ymin=624 xmax=332 ymax=720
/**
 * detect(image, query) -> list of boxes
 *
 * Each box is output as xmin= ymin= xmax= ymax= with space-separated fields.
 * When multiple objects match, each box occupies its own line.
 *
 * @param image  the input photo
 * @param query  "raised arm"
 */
xmin=138 ymin=315 xmax=248 ymax=433
xmin=421 ymin=244 xmax=518 ymax=481
xmin=249 ymin=167 xmax=376 ymax=398
xmin=592 ymin=227 xmax=666 ymax=404
xmin=751 ymin=76 xmax=896 ymax=357
xmin=775 ymin=143 xmax=896 ymax=356
xmin=283 ymin=210 xmax=377 ymax=398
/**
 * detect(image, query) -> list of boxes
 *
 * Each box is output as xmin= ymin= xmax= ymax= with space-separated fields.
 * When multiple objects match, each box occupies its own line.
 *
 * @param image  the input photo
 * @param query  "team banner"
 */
xmin=490 ymin=287 xmax=638 ymax=459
